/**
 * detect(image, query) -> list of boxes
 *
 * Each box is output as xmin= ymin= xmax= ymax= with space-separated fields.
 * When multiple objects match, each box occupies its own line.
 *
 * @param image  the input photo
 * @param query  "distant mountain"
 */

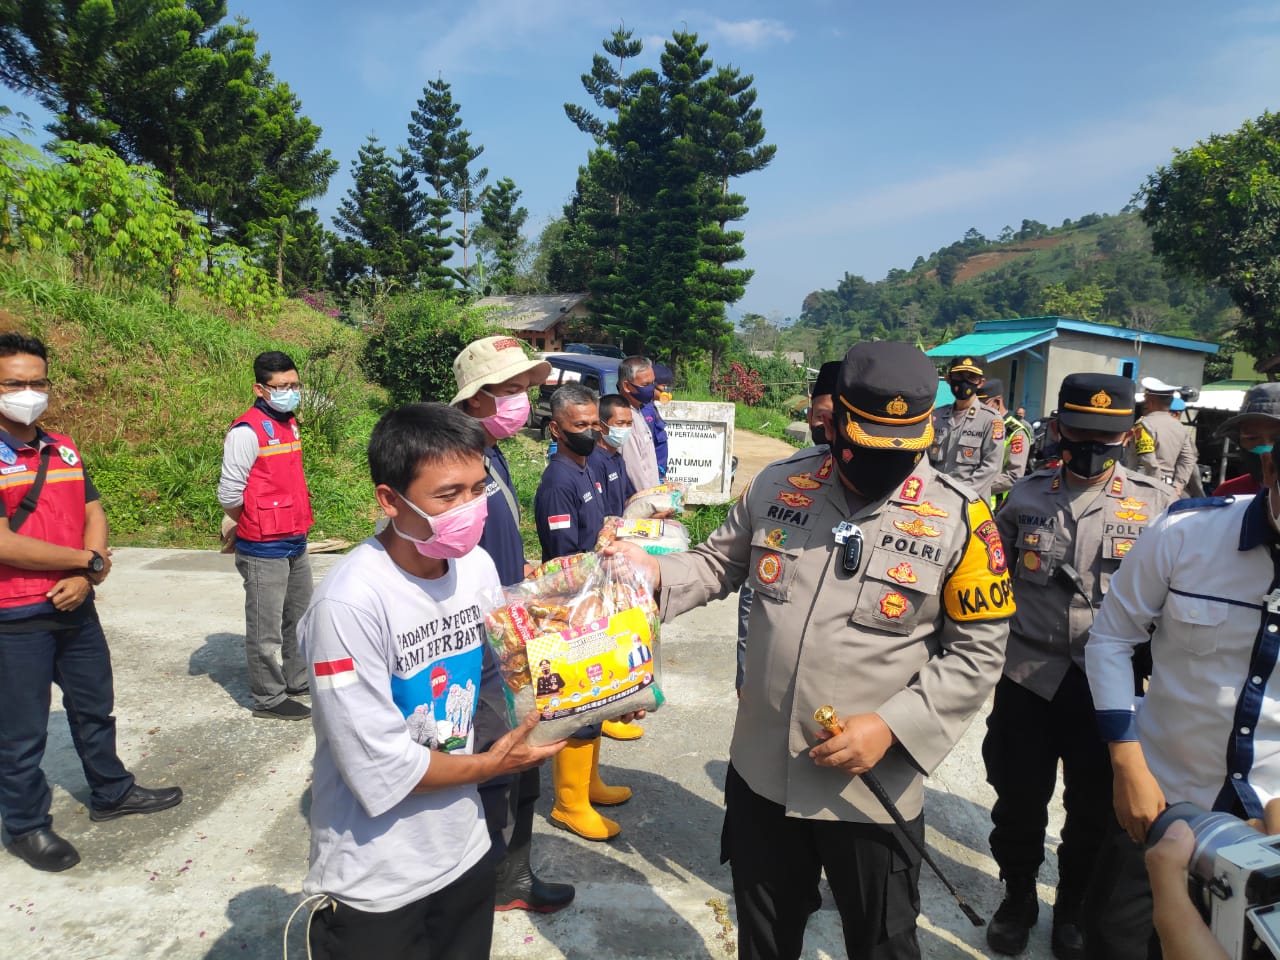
xmin=792 ymin=211 xmax=1238 ymax=379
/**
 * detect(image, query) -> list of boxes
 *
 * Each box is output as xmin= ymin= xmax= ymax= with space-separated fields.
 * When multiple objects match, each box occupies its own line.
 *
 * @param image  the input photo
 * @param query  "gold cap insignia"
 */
xmin=963 ymin=358 xmax=973 ymax=366
xmin=886 ymin=395 xmax=909 ymax=417
xmin=1090 ymin=390 xmax=1112 ymax=409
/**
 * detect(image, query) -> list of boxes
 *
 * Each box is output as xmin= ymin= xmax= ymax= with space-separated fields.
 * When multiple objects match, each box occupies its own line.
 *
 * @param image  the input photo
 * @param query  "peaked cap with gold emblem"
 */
xmin=1057 ymin=373 xmax=1135 ymax=433
xmin=948 ymin=356 xmax=984 ymax=377
xmin=835 ymin=342 xmax=936 ymax=450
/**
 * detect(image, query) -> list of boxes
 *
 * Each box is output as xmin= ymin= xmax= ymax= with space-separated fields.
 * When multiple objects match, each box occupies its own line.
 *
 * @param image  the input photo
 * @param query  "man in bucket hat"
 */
xmin=1211 ymin=383 xmax=1280 ymax=497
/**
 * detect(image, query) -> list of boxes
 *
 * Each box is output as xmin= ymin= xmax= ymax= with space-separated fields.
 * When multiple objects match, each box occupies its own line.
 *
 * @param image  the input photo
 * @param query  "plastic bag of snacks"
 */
xmin=482 ymin=552 xmax=664 ymax=745
xmin=622 ymin=482 xmax=688 ymax=519
xmin=595 ymin=516 xmax=690 ymax=555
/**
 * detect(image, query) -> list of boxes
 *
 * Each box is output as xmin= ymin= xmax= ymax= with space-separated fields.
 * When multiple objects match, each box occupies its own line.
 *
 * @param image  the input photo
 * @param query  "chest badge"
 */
xmin=1023 ymin=551 xmax=1042 ymax=572
xmin=1114 ymin=538 xmax=1135 ymax=558
xmin=764 ymin=527 xmax=788 ymax=548
xmin=900 ymin=500 xmax=949 ymax=519
xmin=777 ymin=490 xmax=814 ymax=509
xmin=57 ymin=445 xmax=79 ymax=466
xmin=0 ymin=442 xmax=15 ymax=466
xmin=756 ymin=552 xmax=783 ymax=585
xmin=879 ymin=591 xmax=909 ymax=619
xmin=787 ymin=472 xmax=821 ymax=490
xmin=1114 ymin=497 xmax=1148 ymax=522
xmin=886 ymin=562 xmax=918 ymax=585
xmin=893 ymin=518 xmax=941 ymax=538
xmin=261 ymin=419 xmax=276 ymax=439
xmin=976 ymin=518 xmax=1007 ymax=575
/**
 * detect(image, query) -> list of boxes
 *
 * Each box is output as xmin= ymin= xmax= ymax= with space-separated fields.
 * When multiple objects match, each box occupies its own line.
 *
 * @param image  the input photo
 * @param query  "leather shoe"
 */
xmin=987 ymin=878 xmax=1038 ymax=955
xmin=1051 ymin=910 xmax=1086 ymax=960
xmin=7 ymin=827 xmax=80 ymax=872
xmin=253 ymin=698 xmax=311 ymax=721
xmin=89 ymin=784 xmax=184 ymax=822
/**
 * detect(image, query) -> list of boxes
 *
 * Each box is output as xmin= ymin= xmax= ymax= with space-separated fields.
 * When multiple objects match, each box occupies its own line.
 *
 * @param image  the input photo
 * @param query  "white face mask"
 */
xmin=0 ymin=389 xmax=48 ymax=426
xmin=266 ymin=389 xmax=301 ymax=414
xmin=603 ymin=425 xmax=632 ymax=449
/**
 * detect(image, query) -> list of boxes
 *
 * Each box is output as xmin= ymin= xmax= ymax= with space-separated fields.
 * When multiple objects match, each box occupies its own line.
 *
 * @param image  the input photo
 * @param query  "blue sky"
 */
xmin=14 ymin=1 xmax=1280 ymax=322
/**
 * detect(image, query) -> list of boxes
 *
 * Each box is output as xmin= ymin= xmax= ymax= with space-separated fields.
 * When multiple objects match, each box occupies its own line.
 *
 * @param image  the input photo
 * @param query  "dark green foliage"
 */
xmin=330 ymin=136 xmax=425 ymax=287
xmin=476 ymin=176 xmax=528 ymax=293
xmin=406 ymin=78 xmax=463 ymax=290
xmin=360 ymin=291 xmax=500 ymax=406
xmin=1141 ymin=110 xmax=1280 ymax=364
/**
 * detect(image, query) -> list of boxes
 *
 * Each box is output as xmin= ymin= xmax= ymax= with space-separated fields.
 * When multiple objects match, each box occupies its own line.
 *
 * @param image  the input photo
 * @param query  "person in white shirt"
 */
xmin=299 ymin=402 xmax=564 ymax=960
xmin=1082 ymin=408 xmax=1280 ymax=959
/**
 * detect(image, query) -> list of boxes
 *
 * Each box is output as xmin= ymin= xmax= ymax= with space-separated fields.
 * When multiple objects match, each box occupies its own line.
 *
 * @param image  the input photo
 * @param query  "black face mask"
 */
xmin=810 ymin=423 xmax=829 ymax=446
xmin=950 ymin=380 xmax=978 ymax=402
xmin=557 ymin=426 xmax=600 ymax=457
xmin=1242 ymin=449 xmax=1265 ymax=484
xmin=1060 ymin=438 xmax=1125 ymax=479
xmin=833 ymin=434 xmax=922 ymax=500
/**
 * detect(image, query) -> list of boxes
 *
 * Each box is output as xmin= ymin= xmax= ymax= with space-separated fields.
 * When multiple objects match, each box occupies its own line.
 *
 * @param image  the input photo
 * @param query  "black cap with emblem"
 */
xmin=977 ymin=378 xmax=1004 ymax=401
xmin=948 ymin=356 xmax=984 ymax=378
xmin=835 ymin=342 xmax=937 ymax=450
xmin=1057 ymin=373 xmax=1136 ymax=433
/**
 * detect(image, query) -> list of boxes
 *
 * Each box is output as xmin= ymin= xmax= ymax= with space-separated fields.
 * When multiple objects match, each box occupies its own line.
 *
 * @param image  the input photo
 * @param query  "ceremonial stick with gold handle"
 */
xmin=814 ymin=706 xmax=985 ymax=927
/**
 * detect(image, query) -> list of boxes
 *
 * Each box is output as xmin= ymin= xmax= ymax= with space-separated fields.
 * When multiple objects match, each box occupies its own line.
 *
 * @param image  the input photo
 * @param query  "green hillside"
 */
xmin=0 ymin=254 xmax=384 ymax=547
xmin=793 ymin=212 xmax=1239 ymax=380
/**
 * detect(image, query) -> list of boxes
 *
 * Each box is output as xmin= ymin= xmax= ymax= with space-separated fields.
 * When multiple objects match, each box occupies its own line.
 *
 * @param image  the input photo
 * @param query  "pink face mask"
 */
xmin=480 ymin=389 xmax=530 ymax=440
xmin=391 ymin=492 xmax=488 ymax=559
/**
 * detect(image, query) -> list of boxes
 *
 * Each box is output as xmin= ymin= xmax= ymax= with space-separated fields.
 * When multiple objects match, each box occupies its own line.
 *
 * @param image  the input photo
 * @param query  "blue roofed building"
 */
xmin=925 ymin=316 xmax=1219 ymax=420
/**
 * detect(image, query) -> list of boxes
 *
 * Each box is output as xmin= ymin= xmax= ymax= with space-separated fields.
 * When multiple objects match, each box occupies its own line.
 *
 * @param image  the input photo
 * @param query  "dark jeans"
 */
xmin=722 ymin=764 xmax=922 ymax=960
xmin=308 ymin=854 xmax=496 ymax=960
xmin=235 ymin=549 xmax=312 ymax=709
xmin=982 ymin=668 xmax=1113 ymax=904
xmin=0 ymin=604 xmax=134 ymax=837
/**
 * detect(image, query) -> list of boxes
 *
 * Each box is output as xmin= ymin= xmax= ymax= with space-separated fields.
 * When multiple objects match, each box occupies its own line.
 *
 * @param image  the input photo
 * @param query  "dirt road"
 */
xmin=732 ymin=429 xmax=802 ymax=496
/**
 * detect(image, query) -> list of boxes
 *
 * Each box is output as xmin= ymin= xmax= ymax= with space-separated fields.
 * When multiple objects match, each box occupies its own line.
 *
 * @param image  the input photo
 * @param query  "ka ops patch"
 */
xmin=943 ymin=499 xmax=1016 ymax=622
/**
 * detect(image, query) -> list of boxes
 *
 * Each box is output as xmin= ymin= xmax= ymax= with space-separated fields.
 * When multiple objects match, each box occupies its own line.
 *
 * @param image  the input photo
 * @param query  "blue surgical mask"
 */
xmin=267 ymin=389 xmax=301 ymax=414
xmin=628 ymin=381 xmax=656 ymax=405
xmin=604 ymin=426 xmax=632 ymax=449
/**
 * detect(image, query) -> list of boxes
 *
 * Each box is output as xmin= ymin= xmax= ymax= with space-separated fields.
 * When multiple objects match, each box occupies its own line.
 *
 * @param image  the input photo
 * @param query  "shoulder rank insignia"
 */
xmin=1110 ymin=475 xmax=1124 ymax=497
xmin=898 ymin=476 xmax=922 ymax=502
xmin=815 ymin=456 xmax=833 ymax=481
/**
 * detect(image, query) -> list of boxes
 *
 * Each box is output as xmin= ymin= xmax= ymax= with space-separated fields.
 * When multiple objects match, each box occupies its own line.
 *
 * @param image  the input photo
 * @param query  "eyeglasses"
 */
xmin=0 ymin=379 xmax=51 ymax=392
xmin=265 ymin=381 xmax=303 ymax=391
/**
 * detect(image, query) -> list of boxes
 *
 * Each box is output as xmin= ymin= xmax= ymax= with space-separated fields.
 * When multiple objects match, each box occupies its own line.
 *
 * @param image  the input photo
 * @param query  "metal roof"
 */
xmin=474 ymin=294 xmax=589 ymax=333
xmin=926 ymin=316 xmax=1219 ymax=360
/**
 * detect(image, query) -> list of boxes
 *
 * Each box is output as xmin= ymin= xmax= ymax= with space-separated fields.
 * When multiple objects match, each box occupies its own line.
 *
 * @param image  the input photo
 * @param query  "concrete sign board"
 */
xmin=657 ymin=400 xmax=735 ymax=504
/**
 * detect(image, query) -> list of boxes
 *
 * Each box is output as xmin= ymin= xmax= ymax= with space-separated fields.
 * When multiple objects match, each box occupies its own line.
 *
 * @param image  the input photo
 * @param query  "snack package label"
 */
xmin=527 ymin=606 xmax=656 ymax=721
xmin=617 ymin=519 xmax=664 ymax=540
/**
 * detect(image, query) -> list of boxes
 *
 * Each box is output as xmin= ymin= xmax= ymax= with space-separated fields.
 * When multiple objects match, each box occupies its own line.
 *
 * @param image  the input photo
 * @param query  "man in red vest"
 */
xmin=0 ymin=333 xmax=182 ymax=872
xmin=219 ymin=351 xmax=314 ymax=720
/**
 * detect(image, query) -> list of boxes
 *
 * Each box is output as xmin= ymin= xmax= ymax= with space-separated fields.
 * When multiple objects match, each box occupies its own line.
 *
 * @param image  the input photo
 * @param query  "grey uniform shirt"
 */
xmin=991 ymin=416 xmax=1031 ymax=497
xmin=1133 ymin=414 xmax=1198 ymax=493
xmin=995 ymin=465 xmax=1173 ymax=699
xmin=657 ymin=449 xmax=1012 ymax=823
xmin=929 ymin=402 xmax=1004 ymax=501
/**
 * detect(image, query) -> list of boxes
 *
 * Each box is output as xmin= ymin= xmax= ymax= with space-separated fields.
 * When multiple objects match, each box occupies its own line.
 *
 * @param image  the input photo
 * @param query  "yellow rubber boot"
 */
xmin=601 ymin=719 xmax=644 ymax=741
xmin=550 ymin=738 xmax=620 ymax=841
xmin=589 ymin=735 xmax=633 ymax=806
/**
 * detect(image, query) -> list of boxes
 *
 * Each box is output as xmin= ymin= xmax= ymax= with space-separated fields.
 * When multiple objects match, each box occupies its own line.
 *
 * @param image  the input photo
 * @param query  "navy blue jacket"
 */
xmin=477 ymin=444 xmax=526 ymax=586
xmin=534 ymin=452 xmax=607 ymax=562
xmin=587 ymin=446 xmax=636 ymax=517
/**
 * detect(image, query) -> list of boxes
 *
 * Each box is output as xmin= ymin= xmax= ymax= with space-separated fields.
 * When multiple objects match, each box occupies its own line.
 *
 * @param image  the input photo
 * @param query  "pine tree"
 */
xmin=476 ymin=177 xmax=528 ymax=293
xmin=330 ymin=135 xmax=424 ymax=286
xmin=406 ymin=78 xmax=462 ymax=290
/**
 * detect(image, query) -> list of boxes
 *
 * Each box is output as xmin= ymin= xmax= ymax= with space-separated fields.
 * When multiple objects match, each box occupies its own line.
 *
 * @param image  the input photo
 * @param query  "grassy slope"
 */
xmin=0 ymin=255 xmax=384 ymax=548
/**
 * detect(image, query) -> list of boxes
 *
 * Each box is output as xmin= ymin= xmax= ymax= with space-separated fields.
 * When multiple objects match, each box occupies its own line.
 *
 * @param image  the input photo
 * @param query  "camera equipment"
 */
xmin=1148 ymin=802 xmax=1280 ymax=958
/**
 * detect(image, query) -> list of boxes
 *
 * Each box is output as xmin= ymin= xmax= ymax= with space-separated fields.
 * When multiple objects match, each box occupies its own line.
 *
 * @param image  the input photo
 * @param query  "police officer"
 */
xmin=612 ymin=341 xmax=1013 ymax=960
xmin=1132 ymin=377 xmax=1198 ymax=496
xmin=1084 ymin=399 xmax=1280 ymax=958
xmin=533 ymin=382 xmax=633 ymax=841
xmin=0 ymin=333 xmax=182 ymax=872
xmin=979 ymin=378 xmax=1031 ymax=506
xmin=983 ymin=374 xmax=1172 ymax=959
xmin=930 ymin=356 xmax=1005 ymax=501
xmin=451 ymin=336 xmax=575 ymax=914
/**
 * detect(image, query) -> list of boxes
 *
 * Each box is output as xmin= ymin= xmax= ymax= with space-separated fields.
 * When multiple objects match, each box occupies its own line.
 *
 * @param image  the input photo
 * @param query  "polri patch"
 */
xmin=879 ymin=591 xmax=908 ymax=619
xmin=756 ymin=552 xmax=782 ymax=584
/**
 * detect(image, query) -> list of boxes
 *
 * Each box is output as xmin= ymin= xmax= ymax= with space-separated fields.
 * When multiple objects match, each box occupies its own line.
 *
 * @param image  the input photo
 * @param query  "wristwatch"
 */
xmin=86 ymin=550 xmax=105 ymax=575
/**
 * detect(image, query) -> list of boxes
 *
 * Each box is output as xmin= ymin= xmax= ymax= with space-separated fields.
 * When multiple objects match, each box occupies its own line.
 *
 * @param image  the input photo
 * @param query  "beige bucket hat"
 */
xmin=451 ymin=336 xmax=552 ymax=406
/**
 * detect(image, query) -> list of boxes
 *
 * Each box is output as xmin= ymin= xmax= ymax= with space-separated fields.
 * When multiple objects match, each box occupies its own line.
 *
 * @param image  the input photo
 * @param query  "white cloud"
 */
xmin=712 ymin=17 xmax=794 ymax=49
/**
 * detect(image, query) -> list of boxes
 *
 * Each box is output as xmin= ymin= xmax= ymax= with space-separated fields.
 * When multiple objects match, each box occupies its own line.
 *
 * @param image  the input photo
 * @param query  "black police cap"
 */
xmin=812 ymin=361 xmax=841 ymax=400
xmin=1057 ymin=374 xmax=1136 ymax=433
xmin=835 ymin=342 xmax=936 ymax=450
xmin=978 ymin=378 xmax=1004 ymax=401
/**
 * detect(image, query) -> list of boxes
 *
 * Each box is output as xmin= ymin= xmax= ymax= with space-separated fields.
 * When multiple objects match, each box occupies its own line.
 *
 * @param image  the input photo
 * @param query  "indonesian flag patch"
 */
xmin=314 ymin=657 xmax=357 ymax=690
xmin=548 ymin=514 xmax=572 ymax=531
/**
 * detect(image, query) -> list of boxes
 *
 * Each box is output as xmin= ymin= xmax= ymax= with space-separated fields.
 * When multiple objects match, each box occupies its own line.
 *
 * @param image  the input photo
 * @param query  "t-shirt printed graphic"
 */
xmin=391 ymin=603 xmax=485 ymax=754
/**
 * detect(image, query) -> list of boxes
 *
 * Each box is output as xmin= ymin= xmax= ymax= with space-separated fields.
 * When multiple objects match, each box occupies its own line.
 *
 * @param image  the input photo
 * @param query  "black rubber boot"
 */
xmin=1051 ymin=900 xmax=1086 ymax=960
xmin=493 ymin=845 xmax=575 ymax=914
xmin=986 ymin=877 xmax=1039 ymax=956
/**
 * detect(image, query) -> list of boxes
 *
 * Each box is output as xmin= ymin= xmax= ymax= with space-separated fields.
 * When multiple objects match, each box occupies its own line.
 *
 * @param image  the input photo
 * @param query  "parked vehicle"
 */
xmin=562 ymin=342 xmax=624 ymax=359
xmin=532 ymin=353 xmax=622 ymax=438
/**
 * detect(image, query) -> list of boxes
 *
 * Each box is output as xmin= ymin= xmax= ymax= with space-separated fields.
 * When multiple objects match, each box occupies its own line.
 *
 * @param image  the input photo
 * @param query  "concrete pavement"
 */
xmin=0 ymin=547 xmax=1066 ymax=959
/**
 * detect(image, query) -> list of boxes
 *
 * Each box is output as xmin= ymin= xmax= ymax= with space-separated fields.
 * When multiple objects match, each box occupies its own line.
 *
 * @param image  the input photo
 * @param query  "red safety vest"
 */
xmin=230 ymin=409 xmax=314 ymax=542
xmin=0 ymin=430 xmax=88 ymax=610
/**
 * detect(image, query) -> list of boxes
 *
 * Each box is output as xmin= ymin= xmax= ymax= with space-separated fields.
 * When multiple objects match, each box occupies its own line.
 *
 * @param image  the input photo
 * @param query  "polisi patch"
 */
xmin=893 ymin=518 xmax=941 ymax=538
xmin=879 ymin=591 xmax=909 ymax=619
xmin=756 ymin=552 xmax=782 ymax=585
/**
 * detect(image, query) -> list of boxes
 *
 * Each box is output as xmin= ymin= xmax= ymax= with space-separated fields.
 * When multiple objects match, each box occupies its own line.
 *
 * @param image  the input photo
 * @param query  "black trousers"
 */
xmin=722 ymin=764 xmax=923 ymax=960
xmin=982 ymin=667 xmax=1113 ymax=905
xmin=308 ymin=855 xmax=496 ymax=960
xmin=1081 ymin=826 xmax=1162 ymax=960
xmin=474 ymin=644 xmax=540 ymax=860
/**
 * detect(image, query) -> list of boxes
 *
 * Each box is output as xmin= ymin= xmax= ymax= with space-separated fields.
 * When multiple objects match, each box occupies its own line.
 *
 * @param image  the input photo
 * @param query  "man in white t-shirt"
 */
xmin=299 ymin=402 xmax=565 ymax=959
